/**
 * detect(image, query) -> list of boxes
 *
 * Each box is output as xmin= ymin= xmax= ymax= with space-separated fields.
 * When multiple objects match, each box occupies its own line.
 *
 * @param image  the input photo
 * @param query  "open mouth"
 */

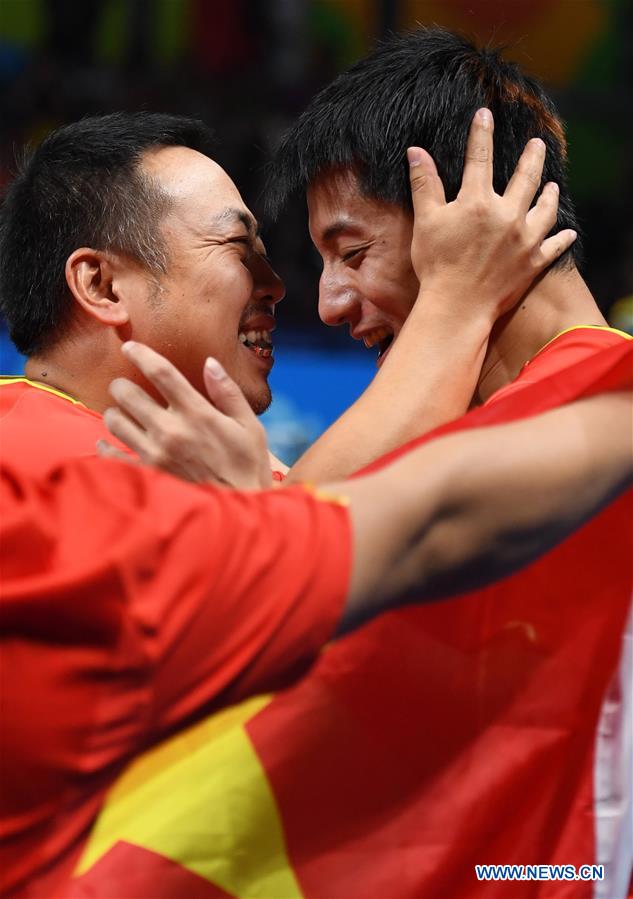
xmin=238 ymin=329 xmax=274 ymax=358
xmin=361 ymin=326 xmax=394 ymax=366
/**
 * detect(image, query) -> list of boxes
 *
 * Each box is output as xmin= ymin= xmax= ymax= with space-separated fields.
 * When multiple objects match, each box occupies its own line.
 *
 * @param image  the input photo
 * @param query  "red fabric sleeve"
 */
xmin=0 ymin=457 xmax=351 ymax=775
xmin=355 ymin=337 xmax=633 ymax=478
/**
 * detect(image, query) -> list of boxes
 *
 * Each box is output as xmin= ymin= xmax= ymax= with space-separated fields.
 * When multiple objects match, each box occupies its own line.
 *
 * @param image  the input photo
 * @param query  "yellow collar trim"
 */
xmin=532 ymin=325 xmax=631 ymax=362
xmin=0 ymin=376 xmax=85 ymax=406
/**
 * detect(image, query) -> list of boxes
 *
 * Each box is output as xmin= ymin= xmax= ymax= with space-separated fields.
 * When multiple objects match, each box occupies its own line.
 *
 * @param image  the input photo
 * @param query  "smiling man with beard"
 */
xmin=0 ymin=115 xmax=283 ymax=465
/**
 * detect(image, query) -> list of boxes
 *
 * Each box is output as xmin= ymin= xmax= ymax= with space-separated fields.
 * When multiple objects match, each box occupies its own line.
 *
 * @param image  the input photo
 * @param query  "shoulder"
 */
xmin=0 ymin=378 xmax=109 ymax=474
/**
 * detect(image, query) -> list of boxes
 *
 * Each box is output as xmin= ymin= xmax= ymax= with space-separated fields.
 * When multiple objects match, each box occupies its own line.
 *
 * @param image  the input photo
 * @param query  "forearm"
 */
xmin=287 ymin=295 xmax=492 ymax=483
xmin=337 ymin=392 xmax=632 ymax=632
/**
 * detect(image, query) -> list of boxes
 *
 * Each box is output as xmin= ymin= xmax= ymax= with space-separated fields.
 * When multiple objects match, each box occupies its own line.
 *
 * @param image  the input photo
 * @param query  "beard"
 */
xmin=243 ymin=379 xmax=272 ymax=416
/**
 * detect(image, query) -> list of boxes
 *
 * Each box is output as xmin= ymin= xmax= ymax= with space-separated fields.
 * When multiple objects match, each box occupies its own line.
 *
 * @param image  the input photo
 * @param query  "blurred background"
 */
xmin=1 ymin=0 xmax=631 ymax=461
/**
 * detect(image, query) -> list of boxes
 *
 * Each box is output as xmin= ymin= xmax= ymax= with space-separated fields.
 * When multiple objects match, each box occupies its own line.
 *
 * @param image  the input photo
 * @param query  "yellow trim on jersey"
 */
xmin=0 ymin=376 xmax=84 ymax=406
xmin=301 ymin=482 xmax=350 ymax=507
xmin=535 ymin=325 xmax=632 ymax=359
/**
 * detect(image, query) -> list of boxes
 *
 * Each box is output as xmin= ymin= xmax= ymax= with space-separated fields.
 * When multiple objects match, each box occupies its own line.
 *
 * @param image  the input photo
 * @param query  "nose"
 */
xmin=318 ymin=267 xmax=360 ymax=328
xmin=252 ymin=256 xmax=285 ymax=307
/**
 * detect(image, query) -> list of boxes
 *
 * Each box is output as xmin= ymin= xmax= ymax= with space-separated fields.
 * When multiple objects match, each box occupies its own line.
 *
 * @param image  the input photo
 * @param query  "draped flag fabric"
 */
xmin=70 ymin=328 xmax=632 ymax=899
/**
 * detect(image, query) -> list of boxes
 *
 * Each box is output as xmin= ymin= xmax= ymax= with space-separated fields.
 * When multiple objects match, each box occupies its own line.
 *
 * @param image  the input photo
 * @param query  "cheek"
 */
xmin=362 ymin=256 xmax=418 ymax=319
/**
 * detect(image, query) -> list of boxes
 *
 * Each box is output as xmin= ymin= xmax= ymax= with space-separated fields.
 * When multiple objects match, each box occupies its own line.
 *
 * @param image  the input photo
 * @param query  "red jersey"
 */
xmin=60 ymin=327 xmax=632 ymax=899
xmin=0 ymin=386 xmax=351 ymax=896
xmin=0 ymin=378 xmax=287 ymax=482
xmin=0 ymin=377 xmax=133 ymax=481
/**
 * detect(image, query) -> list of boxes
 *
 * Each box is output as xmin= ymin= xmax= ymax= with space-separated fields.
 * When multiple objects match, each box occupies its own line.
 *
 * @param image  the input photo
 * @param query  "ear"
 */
xmin=65 ymin=248 xmax=130 ymax=328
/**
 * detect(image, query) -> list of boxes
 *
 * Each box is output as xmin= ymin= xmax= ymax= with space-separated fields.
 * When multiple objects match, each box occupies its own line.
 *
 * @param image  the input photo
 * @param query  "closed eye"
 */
xmin=229 ymin=235 xmax=270 ymax=259
xmin=342 ymin=246 xmax=366 ymax=262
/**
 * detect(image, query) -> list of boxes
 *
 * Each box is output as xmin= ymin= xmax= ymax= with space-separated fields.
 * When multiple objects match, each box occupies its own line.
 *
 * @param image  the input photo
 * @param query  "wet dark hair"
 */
xmin=268 ymin=27 xmax=581 ymax=269
xmin=0 ymin=111 xmax=215 ymax=355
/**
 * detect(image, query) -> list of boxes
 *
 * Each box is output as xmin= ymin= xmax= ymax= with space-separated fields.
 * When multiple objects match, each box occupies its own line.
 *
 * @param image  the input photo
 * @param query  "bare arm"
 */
xmin=101 ymin=354 xmax=632 ymax=634
xmin=6 ymin=385 xmax=629 ymax=740
xmin=287 ymin=108 xmax=576 ymax=483
xmin=337 ymin=390 xmax=631 ymax=632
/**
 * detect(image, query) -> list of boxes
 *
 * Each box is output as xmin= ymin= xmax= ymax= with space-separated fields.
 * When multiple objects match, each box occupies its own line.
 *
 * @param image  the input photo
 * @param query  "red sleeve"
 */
xmin=355 ymin=338 xmax=633 ymax=477
xmin=0 ymin=457 xmax=351 ymax=770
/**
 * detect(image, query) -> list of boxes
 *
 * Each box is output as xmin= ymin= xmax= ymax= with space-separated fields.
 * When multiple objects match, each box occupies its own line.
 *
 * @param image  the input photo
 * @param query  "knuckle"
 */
xmin=500 ymin=207 xmax=520 ymax=228
xmin=148 ymin=359 xmax=172 ymax=385
xmin=518 ymin=162 xmax=541 ymax=188
xmin=104 ymin=407 xmax=121 ymax=428
xmin=466 ymin=144 xmax=491 ymax=165
xmin=110 ymin=379 xmax=134 ymax=405
xmin=145 ymin=446 xmax=166 ymax=468
xmin=410 ymin=172 xmax=430 ymax=192
xmin=469 ymin=197 xmax=489 ymax=218
xmin=160 ymin=427 xmax=184 ymax=454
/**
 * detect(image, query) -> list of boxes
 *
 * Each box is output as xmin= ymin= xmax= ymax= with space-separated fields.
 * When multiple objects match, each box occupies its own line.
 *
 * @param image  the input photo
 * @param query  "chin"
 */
xmin=245 ymin=383 xmax=272 ymax=416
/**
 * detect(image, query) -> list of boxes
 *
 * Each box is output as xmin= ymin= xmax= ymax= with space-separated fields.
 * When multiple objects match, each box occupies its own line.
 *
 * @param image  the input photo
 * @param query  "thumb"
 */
xmin=203 ymin=357 xmax=259 ymax=425
xmin=407 ymin=146 xmax=446 ymax=211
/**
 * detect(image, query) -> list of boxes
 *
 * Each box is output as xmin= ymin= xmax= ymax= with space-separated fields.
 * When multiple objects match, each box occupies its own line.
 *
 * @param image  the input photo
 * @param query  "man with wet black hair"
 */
xmin=265 ymin=27 xmax=628 ymax=485
xmin=248 ymin=29 xmax=630 ymax=897
xmin=103 ymin=29 xmax=631 ymax=897
xmin=269 ymin=28 xmax=581 ymax=260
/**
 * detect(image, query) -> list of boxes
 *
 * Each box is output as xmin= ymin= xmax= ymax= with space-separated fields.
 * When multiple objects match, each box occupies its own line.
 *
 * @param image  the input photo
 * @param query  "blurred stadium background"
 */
xmin=1 ymin=0 xmax=631 ymax=461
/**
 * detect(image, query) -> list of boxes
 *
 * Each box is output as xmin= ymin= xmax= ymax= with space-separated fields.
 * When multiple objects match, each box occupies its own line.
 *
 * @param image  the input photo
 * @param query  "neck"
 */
xmin=475 ymin=266 xmax=607 ymax=404
xmin=24 ymin=330 xmax=125 ymax=414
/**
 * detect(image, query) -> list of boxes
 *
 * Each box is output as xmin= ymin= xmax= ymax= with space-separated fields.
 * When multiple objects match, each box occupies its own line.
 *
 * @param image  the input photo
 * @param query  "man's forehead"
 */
xmin=140 ymin=146 xmax=259 ymax=233
xmin=307 ymin=170 xmax=373 ymax=239
xmin=307 ymin=169 xmax=411 ymax=242
xmin=141 ymin=145 xmax=239 ymax=203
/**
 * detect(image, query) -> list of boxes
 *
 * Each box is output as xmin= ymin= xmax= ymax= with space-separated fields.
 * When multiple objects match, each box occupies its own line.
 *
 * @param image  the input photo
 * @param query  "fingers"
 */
xmin=203 ymin=357 xmax=259 ymax=426
xmin=535 ymin=229 xmax=577 ymax=268
xmin=102 ymin=407 xmax=158 ymax=461
xmin=121 ymin=341 xmax=199 ymax=410
xmin=504 ymin=138 xmax=546 ymax=212
xmin=526 ymin=181 xmax=559 ymax=238
xmin=458 ymin=107 xmax=494 ymax=197
xmin=96 ymin=439 xmax=138 ymax=464
xmin=109 ymin=377 xmax=169 ymax=434
xmin=407 ymin=146 xmax=446 ymax=212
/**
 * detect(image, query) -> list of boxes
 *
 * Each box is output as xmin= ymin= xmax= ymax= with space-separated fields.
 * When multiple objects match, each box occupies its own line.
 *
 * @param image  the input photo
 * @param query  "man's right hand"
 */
xmin=407 ymin=107 xmax=576 ymax=320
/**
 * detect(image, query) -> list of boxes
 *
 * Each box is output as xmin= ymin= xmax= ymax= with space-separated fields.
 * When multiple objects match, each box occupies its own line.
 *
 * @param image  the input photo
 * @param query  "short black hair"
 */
xmin=268 ymin=27 xmax=581 ymax=268
xmin=0 ymin=112 xmax=215 ymax=356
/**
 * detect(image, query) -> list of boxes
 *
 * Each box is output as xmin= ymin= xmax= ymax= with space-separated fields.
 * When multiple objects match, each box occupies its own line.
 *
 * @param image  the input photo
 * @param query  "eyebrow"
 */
xmin=212 ymin=207 xmax=262 ymax=239
xmin=321 ymin=218 xmax=364 ymax=243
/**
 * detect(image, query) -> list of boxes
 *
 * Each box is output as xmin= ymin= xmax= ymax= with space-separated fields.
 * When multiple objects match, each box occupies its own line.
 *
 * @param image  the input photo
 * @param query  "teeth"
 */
xmin=362 ymin=326 xmax=390 ymax=349
xmin=238 ymin=329 xmax=273 ymax=345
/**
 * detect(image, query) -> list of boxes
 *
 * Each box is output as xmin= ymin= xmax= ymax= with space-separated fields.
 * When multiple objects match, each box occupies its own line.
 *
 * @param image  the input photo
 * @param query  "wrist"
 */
xmin=407 ymin=284 xmax=495 ymax=336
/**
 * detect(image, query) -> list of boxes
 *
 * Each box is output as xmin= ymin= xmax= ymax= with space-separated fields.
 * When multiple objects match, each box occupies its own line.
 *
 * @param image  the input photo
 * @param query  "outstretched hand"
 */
xmin=97 ymin=342 xmax=273 ymax=489
xmin=407 ymin=107 xmax=576 ymax=319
